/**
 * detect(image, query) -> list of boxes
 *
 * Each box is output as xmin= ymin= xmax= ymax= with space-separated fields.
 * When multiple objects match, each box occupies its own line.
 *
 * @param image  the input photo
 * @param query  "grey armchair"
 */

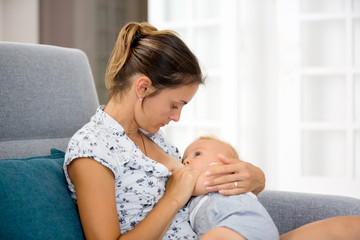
xmin=0 ymin=42 xmax=359 ymax=239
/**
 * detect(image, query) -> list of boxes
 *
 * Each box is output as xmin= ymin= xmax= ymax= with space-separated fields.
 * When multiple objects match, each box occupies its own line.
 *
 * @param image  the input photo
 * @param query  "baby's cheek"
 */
xmin=193 ymin=161 xmax=207 ymax=171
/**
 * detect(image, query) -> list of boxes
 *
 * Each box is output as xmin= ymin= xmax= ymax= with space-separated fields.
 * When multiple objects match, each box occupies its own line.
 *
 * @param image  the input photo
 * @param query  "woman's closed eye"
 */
xmin=171 ymin=103 xmax=181 ymax=109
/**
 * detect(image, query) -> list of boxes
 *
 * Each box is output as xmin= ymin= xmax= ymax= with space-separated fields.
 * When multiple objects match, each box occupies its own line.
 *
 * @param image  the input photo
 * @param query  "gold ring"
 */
xmin=234 ymin=181 xmax=238 ymax=188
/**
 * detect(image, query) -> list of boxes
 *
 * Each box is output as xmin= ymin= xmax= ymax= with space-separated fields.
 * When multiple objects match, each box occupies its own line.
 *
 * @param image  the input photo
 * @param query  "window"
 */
xmin=150 ymin=0 xmax=360 ymax=198
xmin=148 ymin=0 xmax=240 ymax=155
xmin=277 ymin=0 xmax=360 ymax=198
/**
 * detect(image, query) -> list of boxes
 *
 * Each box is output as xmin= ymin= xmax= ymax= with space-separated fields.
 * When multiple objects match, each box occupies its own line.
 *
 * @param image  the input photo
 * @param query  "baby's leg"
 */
xmin=199 ymin=227 xmax=246 ymax=240
xmin=280 ymin=215 xmax=360 ymax=240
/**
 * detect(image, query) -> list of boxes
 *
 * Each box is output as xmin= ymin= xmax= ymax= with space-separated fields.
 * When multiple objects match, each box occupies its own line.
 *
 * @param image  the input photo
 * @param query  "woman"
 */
xmin=64 ymin=22 xmax=265 ymax=239
xmin=64 ymin=22 xmax=360 ymax=240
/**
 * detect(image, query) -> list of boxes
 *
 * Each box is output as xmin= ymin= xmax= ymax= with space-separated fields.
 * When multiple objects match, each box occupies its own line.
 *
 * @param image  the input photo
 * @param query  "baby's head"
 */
xmin=182 ymin=136 xmax=238 ymax=170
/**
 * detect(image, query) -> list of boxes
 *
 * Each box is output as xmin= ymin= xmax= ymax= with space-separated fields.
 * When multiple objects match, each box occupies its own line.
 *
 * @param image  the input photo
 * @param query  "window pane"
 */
xmin=302 ymin=130 xmax=346 ymax=177
xmin=354 ymin=19 xmax=360 ymax=67
xmin=194 ymin=127 xmax=221 ymax=140
xmin=193 ymin=26 xmax=221 ymax=68
xmin=302 ymin=75 xmax=346 ymax=122
xmin=164 ymin=126 xmax=192 ymax=155
xmin=354 ymin=0 xmax=360 ymax=12
xmin=165 ymin=0 xmax=188 ymax=22
xmin=301 ymin=20 xmax=346 ymax=67
xmin=194 ymin=0 xmax=220 ymax=19
xmin=356 ymin=130 xmax=360 ymax=178
xmin=355 ymin=75 xmax=360 ymax=122
xmin=301 ymin=0 xmax=345 ymax=13
xmin=194 ymin=76 xmax=221 ymax=120
xmin=173 ymin=28 xmax=189 ymax=44
xmin=164 ymin=126 xmax=222 ymax=156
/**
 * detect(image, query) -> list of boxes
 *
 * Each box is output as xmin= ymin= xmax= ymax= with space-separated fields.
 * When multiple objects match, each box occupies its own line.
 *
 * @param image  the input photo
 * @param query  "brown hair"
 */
xmin=197 ymin=136 xmax=239 ymax=159
xmin=105 ymin=22 xmax=204 ymax=99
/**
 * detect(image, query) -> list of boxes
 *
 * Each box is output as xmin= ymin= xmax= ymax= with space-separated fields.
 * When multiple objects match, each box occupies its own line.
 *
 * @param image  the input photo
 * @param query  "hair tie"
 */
xmin=131 ymin=29 xmax=144 ymax=48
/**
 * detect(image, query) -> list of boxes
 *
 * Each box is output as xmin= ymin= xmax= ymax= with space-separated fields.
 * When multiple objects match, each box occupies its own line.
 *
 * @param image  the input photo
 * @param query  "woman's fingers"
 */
xmin=205 ymin=154 xmax=246 ymax=176
xmin=217 ymin=154 xmax=237 ymax=164
xmin=204 ymin=175 xmax=252 ymax=195
xmin=204 ymin=154 xmax=265 ymax=195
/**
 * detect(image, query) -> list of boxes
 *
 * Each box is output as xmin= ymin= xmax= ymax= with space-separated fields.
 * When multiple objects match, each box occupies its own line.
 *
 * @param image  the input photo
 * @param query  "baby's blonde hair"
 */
xmin=196 ymin=136 xmax=239 ymax=159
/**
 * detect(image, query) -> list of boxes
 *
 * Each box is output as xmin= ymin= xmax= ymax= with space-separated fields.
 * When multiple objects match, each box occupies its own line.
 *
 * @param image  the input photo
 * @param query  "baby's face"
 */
xmin=182 ymin=139 xmax=228 ymax=170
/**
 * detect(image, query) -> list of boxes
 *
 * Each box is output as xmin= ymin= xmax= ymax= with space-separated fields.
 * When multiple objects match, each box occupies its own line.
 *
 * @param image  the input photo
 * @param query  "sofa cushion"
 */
xmin=0 ymin=149 xmax=85 ymax=239
xmin=0 ymin=42 xmax=99 ymax=159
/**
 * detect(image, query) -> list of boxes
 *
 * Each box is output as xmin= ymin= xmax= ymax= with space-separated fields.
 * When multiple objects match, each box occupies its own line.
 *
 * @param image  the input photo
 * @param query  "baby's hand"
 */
xmin=164 ymin=167 xmax=200 ymax=207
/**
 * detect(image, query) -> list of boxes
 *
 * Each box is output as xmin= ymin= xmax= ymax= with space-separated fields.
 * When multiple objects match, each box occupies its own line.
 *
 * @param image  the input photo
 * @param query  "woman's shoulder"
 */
xmin=67 ymin=118 xmax=132 ymax=156
xmin=70 ymin=106 xmax=127 ymax=143
xmin=64 ymin=122 xmax=131 ymax=179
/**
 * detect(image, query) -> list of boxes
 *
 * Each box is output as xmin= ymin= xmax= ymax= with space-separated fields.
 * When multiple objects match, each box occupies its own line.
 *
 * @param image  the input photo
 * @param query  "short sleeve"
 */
xmin=63 ymin=126 xmax=122 ymax=199
xmin=65 ymin=133 xmax=119 ymax=176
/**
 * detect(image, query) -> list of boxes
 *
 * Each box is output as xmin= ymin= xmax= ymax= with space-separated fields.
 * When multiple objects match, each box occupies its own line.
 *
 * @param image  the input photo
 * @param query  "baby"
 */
xmin=182 ymin=136 xmax=279 ymax=240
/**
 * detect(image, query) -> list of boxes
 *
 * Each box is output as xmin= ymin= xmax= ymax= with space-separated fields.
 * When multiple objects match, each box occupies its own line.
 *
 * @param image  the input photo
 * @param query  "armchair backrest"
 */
xmin=0 ymin=42 xmax=99 ymax=159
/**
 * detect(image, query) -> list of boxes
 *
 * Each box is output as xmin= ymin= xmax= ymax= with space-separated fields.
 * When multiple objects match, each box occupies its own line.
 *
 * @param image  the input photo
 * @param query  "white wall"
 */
xmin=0 ymin=0 xmax=39 ymax=43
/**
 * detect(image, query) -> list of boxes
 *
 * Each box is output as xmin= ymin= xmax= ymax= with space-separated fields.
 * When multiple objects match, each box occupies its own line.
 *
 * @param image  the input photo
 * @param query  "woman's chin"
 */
xmin=145 ymin=126 xmax=161 ymax=135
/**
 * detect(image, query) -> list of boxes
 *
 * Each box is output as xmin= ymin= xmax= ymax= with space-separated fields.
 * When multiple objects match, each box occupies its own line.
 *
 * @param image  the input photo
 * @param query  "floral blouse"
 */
xmin=63 ymin=106 xmax=197 ymax=239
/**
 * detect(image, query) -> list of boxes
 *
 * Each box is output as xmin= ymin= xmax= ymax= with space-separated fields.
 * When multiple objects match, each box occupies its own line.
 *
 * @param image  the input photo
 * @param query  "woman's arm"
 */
xmin=201 ymin=154 xmax=265 ymax=196
xmin=68 ymin=158 xmax=198 ymax=240
xmin=68 ymin=158 xmax=120 ymax=240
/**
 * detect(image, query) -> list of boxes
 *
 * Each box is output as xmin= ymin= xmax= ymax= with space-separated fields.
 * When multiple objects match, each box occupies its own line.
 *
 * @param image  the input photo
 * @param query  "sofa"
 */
xmin=0 ymin=42 xmax=359 ymax=239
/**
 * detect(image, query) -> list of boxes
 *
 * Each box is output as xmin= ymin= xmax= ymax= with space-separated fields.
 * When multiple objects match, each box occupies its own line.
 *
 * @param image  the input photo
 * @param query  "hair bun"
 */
xmin=131 ymin=22 xmax=157 ymax=47
xmin=140 ymin=22 xmax=157 ymax=32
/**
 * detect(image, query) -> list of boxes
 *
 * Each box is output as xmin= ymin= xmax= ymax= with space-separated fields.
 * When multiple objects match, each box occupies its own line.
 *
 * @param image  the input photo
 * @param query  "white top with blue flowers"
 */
xmin=63 ymin=106 xmax=197 ymax=239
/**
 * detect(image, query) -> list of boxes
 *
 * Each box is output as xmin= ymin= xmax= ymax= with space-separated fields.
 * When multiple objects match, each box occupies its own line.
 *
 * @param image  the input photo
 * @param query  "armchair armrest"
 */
xmin=258 ymin=190 xmax=360 ymax=235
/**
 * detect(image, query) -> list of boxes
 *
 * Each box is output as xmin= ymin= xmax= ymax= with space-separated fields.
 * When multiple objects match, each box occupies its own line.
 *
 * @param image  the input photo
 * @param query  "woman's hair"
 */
xmin=105 ymin=22 xmax=205 ymax=99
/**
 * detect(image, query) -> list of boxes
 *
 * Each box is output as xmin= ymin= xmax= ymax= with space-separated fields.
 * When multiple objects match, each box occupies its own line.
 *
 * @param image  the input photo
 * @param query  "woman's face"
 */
xmin=137 ymin=84 xmax=199 ymax=134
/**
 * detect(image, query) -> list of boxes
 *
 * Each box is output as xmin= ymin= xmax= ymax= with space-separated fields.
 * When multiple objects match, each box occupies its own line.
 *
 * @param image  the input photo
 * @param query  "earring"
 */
xmin=139 ymin=98 xmax=143 ymax=102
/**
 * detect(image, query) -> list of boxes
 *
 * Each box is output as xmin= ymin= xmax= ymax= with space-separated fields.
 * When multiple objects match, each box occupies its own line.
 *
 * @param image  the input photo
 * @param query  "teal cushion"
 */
xmin=0 ymin=149 xmax=85 ymax=240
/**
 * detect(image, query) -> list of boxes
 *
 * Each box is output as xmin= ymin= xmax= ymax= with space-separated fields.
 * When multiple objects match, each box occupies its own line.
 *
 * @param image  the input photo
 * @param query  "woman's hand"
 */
xmin=164 ymin=167 xmax=200 ymax=208
xmin=202 ymin=154 xmax=265 ymax=196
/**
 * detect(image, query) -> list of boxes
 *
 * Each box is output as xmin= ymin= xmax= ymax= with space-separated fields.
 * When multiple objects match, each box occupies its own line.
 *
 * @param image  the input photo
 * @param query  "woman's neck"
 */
xmin=104 ymin=96 xmax=139 ymax=137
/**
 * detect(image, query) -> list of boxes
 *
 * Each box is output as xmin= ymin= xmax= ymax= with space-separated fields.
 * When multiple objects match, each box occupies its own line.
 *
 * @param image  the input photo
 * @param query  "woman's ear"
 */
xmin=135 ymin=75 xmax=152 ymax=99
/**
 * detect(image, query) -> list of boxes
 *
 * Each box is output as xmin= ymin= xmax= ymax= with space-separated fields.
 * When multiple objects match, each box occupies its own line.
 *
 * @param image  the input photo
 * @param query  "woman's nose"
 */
xmin=169 ymin=109 xmax=181 ymax=122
